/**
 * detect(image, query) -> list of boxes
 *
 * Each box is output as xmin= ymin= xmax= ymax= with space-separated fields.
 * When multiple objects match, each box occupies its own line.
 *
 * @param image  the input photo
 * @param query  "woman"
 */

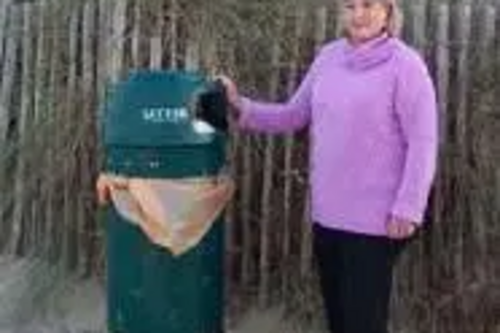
xmin=220 ymin=0 xmax=438 ymax=332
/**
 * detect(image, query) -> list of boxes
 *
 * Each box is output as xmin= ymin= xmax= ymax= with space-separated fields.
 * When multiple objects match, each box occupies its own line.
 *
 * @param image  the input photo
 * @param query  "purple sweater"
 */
xmin=238 ymin=35 xmax=438 ymax=236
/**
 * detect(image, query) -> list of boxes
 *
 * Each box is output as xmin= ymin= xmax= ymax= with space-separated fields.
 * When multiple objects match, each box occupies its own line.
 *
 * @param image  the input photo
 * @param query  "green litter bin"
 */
xmin=102 ymin=70 xmax=228 ymax=333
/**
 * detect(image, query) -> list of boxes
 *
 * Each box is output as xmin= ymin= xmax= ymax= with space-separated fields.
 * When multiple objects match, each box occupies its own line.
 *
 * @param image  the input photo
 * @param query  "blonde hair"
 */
xmin=384 ymin=0 xmax=404 ymax=37
xmin=340 ymin=0 xmax=404 ymax=37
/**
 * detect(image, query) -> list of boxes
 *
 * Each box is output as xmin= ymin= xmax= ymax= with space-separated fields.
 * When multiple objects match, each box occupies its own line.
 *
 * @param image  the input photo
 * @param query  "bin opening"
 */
xmin=194 ymin=80 xmax=229 ymax=132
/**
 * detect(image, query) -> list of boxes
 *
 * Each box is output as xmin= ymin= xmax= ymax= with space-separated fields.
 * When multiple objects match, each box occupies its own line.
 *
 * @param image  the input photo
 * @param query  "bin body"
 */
xmin=103 ymin=70 xmax=226 ymax=333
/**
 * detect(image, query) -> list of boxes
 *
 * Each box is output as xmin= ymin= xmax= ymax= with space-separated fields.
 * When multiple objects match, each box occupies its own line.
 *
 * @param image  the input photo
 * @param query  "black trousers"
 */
xmin=313 ymin=223 xmax=408 ymax=333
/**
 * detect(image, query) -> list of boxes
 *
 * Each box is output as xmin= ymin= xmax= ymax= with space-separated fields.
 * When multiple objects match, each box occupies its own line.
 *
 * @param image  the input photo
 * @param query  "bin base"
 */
xmin=106 ymin=207 xmax=225 ymax=333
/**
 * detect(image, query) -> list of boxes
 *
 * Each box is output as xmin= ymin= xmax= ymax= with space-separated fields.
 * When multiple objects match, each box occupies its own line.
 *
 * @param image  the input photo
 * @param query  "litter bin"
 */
xmin=101 ymin=70 xmax=230 ymax=333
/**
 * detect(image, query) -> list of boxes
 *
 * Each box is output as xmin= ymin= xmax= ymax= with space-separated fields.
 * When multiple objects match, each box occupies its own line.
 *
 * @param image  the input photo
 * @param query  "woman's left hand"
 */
xmin=386 ymin=216 xmax=418 ymax=239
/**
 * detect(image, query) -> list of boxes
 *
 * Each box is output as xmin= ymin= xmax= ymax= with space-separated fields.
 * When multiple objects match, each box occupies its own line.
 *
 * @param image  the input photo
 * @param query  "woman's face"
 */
xmin=342 ymin=0 xmax=390 ymax=44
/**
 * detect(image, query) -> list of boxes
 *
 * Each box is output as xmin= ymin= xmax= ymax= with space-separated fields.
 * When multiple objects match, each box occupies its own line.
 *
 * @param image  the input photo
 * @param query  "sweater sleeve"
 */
xmin=391 ymin=52 xmax=439 ymax=225
xmin=237 ymin=53 xmax=321 ymax=134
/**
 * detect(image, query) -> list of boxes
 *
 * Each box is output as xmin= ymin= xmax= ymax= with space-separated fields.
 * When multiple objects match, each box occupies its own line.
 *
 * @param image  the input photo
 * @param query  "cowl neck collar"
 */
xmin=341 ymin=34 xmax=397 ymax=71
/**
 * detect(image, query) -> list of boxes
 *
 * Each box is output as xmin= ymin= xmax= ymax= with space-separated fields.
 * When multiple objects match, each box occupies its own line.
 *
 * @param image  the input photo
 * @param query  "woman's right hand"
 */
xmin=216 ymin=75 xmax=242 ymax=119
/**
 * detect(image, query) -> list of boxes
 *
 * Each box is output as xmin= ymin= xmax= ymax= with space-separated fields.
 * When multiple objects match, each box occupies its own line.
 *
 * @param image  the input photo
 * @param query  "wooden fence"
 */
xmin=0 ymin=0 xmax=499 ymax=332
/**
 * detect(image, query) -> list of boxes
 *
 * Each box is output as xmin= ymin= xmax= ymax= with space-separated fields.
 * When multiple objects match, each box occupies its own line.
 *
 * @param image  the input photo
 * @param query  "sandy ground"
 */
xmin=0 ymin=256 xmax=106 ymax=333
xmin=0 ymin=256 xmax=310 ymax=333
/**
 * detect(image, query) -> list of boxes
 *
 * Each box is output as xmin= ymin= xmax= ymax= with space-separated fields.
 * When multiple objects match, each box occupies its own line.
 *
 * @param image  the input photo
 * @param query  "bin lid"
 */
xmin=103 ymin=70 xmax=219 ymax=147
